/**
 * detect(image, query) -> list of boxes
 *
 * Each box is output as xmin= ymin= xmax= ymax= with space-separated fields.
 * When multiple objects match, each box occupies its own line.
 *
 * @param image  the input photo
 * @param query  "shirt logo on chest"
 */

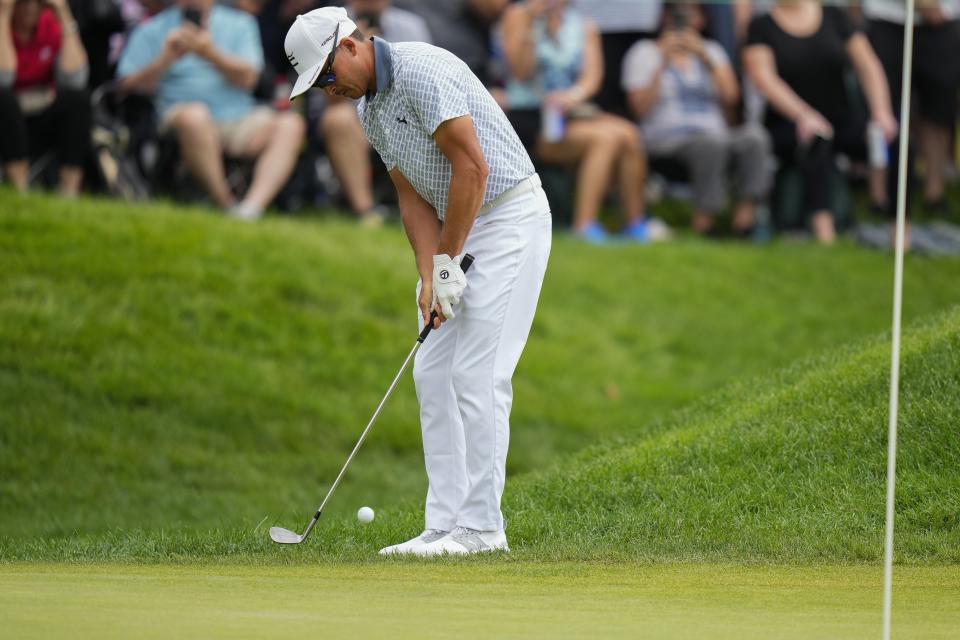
xmin=396 ymin=115 xmax=409 ymax=125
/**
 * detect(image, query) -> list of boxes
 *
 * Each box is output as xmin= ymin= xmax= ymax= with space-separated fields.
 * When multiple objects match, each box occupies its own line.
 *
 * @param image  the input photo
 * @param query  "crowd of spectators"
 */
xmin=1 ymin=0 xmax=958 ymax=244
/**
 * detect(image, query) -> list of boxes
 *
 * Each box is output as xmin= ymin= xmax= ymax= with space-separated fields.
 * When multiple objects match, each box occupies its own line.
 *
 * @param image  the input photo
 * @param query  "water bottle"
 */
xmin=867 ymin=122 xmax=889 ymax=169
xmin=541 ymin=103 xmax=565 ymax=143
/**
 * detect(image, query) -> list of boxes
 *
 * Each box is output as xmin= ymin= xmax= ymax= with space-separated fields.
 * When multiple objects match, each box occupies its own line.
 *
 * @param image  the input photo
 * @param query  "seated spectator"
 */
xmin=0 ymin=0 xmax=90 ymax=196
xmin=393 ymin=0 xmax=506 ymax=86
xmin=318 ymin=0 xmax=431 ymax=224
xmin=500 ymin=0 xmax=649 ymax=243
xmin=117 ymin=0 xmax=306 ymax=220
xmin=743 ymin=0 xmax=896 ymax=245
xmin=864 ymin=0 xmax=960 ymax=216
xmin=623 ymin=2 xmax=771 ymax=236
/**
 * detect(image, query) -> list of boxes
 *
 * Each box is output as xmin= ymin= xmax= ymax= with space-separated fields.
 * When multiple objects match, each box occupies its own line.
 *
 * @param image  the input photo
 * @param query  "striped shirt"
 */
xmin=357 ymin=38 xmax=535 ymax=221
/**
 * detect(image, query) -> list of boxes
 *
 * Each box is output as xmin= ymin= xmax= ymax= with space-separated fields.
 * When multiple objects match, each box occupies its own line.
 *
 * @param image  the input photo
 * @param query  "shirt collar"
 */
xmin=369 ymin=37 xmax=393 ymax=99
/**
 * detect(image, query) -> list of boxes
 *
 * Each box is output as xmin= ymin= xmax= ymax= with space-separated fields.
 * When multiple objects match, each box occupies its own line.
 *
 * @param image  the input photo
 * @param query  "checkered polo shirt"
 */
xmin=357 ymin=38 xmax=535 ymax=221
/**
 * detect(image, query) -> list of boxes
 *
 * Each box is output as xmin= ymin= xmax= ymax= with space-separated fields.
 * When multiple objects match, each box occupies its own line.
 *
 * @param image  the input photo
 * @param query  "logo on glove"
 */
xmin=439 ymin=270 xmax=449 ymax=280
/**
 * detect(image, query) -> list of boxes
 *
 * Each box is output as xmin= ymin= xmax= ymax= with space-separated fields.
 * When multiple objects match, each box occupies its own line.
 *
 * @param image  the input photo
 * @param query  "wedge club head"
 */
xmin=269 ymin=527 xmax=304 ymax=544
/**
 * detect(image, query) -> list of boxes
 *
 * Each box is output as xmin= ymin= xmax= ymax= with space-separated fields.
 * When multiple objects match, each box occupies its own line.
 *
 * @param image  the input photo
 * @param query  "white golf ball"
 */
xmin=357 ymin=506 xmax=375 ymax=524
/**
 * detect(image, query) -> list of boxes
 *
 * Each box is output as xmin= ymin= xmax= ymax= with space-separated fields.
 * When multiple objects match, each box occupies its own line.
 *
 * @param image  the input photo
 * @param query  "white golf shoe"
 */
xmin=417 ymin=527 xmax=509 ymax=556
xmin=378 ymin=529 xmax=449 ymax=556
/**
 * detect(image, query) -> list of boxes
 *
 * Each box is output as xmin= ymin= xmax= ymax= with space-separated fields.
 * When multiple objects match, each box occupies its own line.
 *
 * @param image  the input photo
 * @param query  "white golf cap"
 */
xmin=284 ymin=6 xmax=358 ymax=99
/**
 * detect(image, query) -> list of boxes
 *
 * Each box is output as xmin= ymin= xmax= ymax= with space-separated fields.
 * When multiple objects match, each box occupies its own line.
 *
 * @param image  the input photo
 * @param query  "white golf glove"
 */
xmin=432 ymin=253 xmax=467 ymax=319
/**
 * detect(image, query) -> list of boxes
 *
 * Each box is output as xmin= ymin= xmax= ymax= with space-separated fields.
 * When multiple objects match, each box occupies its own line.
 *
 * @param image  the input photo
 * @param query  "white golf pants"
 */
xmin=414 ymin=179 xmax=551 ymax=532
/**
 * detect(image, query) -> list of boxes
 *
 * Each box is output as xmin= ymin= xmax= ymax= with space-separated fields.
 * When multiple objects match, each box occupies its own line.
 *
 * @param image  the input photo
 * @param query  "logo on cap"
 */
xmin=287 ymin=51 xmax=299 ymax=69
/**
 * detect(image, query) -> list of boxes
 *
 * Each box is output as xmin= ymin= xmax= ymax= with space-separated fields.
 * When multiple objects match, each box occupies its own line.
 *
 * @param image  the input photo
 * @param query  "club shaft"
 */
xmin=307 ymin=340 xmax=423 ymax=525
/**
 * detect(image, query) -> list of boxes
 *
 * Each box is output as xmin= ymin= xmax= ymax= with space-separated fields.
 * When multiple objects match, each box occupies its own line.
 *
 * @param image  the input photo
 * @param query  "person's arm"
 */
xmin=432 ymin=115 xmax=489 ymax=258
xmin=689 ymin=37 xmax=739 ymax=109
xmin=389 ymin=168 xmax=444 ymax=329
xmin=184 ymin=24 xmax=258 ymax=91
xmin=626 ymin=36 xmax=677 ymax=120
xmin=118 ymin=28 xmax=185 ymax=95
xmin=742 ymin=42 xmax=833 ymax=142
xmin=548 ymin=19 xmax=603 ymax=113
xmin=847 ymin=32 xmax=897 ymax=140
xmin=0 ymin=0 xmax=15 ymax=81
xmin=468 ymin=0 xmax=509 ymax=24
xmin=47 ymin=0 xmax=86 ymax=76
xmin=500 ymin=3 xmax=541 ymax=82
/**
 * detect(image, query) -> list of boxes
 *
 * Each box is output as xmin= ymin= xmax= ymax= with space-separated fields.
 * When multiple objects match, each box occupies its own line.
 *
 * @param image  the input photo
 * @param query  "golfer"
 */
xmin=285 ymin=6 xmax=551 ymax=556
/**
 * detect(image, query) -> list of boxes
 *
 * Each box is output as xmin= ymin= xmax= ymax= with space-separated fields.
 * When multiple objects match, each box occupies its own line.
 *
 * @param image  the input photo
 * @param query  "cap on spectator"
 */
xmin=285 ymin=7 xmax=358 ymax=99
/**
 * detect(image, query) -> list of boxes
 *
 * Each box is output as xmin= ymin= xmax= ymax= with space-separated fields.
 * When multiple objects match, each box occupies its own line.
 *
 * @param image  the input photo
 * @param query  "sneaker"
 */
xmin=417 ymin=526 xmax=509 ymax=556
xmin=228 ymin=201 xmax=263 ymax=222
xmin=358 ymin=206 xmax=388 ymax=229
xmin=622 ymin=219 xmax=649 ymax=243
xmin=575 ymin=221 xmax=609 ymax=244
xmin=378 ymin=529 xmax=448 ymax=556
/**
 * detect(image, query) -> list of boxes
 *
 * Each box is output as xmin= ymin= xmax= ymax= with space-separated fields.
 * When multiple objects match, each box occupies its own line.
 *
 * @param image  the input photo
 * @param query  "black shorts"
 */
xmin=868 ymin=19 xmax=960 ymax=126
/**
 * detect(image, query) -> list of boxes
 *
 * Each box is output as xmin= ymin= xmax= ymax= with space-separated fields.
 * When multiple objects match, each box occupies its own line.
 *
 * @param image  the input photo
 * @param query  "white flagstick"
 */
xmin=883 ymin=1 xmax=916 ymax=638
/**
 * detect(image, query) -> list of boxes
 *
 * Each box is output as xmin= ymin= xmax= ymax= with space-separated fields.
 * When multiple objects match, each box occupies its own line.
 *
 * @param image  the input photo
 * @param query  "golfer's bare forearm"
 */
xmin=438 ymin=167 xmax=487 ymax=257
xmin=401 ymin=204 xmax=442 ymax=280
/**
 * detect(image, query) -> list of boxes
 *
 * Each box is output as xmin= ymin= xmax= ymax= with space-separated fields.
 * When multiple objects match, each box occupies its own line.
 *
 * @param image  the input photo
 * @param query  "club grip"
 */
xmin=418 ymin=253 xmax=474 ymax=343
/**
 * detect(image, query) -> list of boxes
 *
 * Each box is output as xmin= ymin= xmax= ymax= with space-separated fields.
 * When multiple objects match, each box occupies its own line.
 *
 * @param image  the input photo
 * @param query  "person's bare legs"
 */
xmin=811 ymin=210 xmax=836 ymax=245
xmin=919 ymin=119 xmax=950 ymax=203
xmin=168 ymin=103 xmax=235 ymax=209
xmin=732 ymin=200 xmax=755 ymax=233
xmin=239 ymin=111 xmax=306 ymax=212
xmin=58 ymin=167 xmax=82 ymax=198
xmin=692 ymin=211 xmax=715 ymax=234
xmin=3 ymin=160 xmax=28 ymax=192
xmin=537 ymin=120 xmax=621 ymax=233
xmin=320 ymin=99 xmax=375 ymax=215
xmin=606 ymin=116 xmax=647 ymax=225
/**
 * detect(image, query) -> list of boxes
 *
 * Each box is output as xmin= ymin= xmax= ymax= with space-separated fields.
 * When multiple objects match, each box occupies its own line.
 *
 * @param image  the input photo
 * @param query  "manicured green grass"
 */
xmin=1 ymin=563 xmax=957 ymax=639
xmin=1 ymin=190 xmax=957 ymax=563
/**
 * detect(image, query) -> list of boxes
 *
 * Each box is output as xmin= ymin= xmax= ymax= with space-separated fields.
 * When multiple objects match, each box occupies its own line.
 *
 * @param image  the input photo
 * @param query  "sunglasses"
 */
xmin=313 ymin=23 xmax=340 ymax=89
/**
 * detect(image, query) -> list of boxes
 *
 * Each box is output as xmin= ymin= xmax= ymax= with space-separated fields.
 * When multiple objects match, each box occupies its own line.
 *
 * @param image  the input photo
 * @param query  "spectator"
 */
xmin=501 ymin=0 xmax=649 ymax=242
xmin=623 ymin=2 xmax=771 ymax=236
xmin=864 ymin=0 xmax=960 ymax=216
xmin=68 ymin=0 xmax=124 ymax=88
xmin=569 ymin=0 xmax=662 ymax=115
xmin=318 ymin=0 xmax=432 ymax=224
xmin=117 ymin=0 xmax=306 ymax=220
xmin=255 ymin=0 xmax=316 ymax=90
xmin=743 ymin=0 xmax=896 ymax=245
xmin=0 ymin=0 xmax=90 ymax=196
xmin=393 ymin=0 xmax=507 ymax=85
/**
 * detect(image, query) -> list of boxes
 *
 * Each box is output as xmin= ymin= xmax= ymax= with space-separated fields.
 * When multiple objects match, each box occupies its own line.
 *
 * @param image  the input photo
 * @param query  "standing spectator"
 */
xmin=570 ymin=0 xmax=661 ymax=115
xmin=624 ymin=3 xmax=771 ymax=236
xmin=317 ymin=0 xmax=431 ymax=224
xmin=117 ymin=0 xmax=306 ymax=219
xmin=393 ymin=0 xmax=507 ymax=85
xmin=0 ymin=0 xmax=90 ymax=196
xmin=68 ymin=0 xmax=124 ymax=88
xmin=501 ymin=0 xmax=649 ymax=242
xmin=864 ymin=0 xmax=960 ymax=216
xmin=743 ymin=1 xmax=896 ymax=244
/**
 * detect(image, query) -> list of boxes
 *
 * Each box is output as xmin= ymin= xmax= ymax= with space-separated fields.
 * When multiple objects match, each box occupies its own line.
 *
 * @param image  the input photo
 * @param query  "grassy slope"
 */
xmin=2 ymin=564 xmax=958 ymax=639
xmin=0 ymin=191 xmax=958 ymax=561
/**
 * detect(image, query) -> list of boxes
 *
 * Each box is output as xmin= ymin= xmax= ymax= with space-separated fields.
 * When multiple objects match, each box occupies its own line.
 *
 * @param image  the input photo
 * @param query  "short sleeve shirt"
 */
xmin=117 ymin=6 xmax=263 ymax=122
xmin=358 ymin=39 xmax=536 ymax=220
xmin=746 ymin=7 xmax=857 ymax=126
xmin=13 ymin=9 xmax=61 ymax=92
xmin=621 ymin=39 xmax=729 ymax=144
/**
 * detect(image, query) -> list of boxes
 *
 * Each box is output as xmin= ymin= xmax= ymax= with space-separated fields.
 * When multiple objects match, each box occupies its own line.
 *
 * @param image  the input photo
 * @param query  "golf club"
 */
xmin=270 ymin=253 xmax=475 ymax=544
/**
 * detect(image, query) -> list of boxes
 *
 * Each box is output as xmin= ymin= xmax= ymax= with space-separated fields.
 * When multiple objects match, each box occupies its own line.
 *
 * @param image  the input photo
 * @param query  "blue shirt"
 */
xmin=118 ymin=6 xmax=263 ymax=123
xmin=358 ymin=39 xmax=535 ymax=220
